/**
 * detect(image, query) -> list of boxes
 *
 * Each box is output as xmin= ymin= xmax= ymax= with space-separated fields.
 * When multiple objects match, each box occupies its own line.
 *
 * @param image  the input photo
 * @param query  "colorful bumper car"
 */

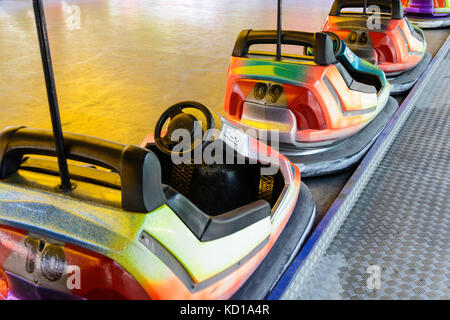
xmin=322 ymin=0 xmax=432 ymax=94
xmin=403 ymin=0 xmax=450 ymax=28
xmin=224 ymin=30 xmax=398 ymax=177
xmin=0 ymin=108 xmax=316 ymax=300
xmin=0 ymin=0 xmax=316 ymax=300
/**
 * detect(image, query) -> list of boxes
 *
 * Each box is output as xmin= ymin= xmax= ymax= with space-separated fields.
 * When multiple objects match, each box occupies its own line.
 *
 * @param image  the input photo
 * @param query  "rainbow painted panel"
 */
xmin=0 ymin=171 xmax=266 ymax=299
xmin=225 ymin=40 xmax=389 ymax=145
xmin=229 ymin=56 xmax=324 ymax=87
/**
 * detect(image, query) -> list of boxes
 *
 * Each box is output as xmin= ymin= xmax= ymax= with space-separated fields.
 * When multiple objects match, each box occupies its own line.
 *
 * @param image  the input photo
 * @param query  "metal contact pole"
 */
xmin=32 ymin=0 xmax=71 ymax=191
xmin=276 ymin=0 xmax=282 ymax=61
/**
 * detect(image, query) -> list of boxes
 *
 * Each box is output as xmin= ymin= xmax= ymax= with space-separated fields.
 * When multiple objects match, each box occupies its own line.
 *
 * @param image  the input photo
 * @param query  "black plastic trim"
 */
xmin=19 ymin=158 xmax=121 ymax=190
xmin=329 ymin=0 xmax=403 ymax=19
xmin=232 ymin=30 xmax=337 ymax=66
xmin=164 ymin=185 xmax=271 ymax=242
xmin=334 ymin=62 xmax=354 ymax=87
xmin=397 ymin=25 xmax=424 ymax=56
xmin=0 ymin=127 xmax=165 ymax=213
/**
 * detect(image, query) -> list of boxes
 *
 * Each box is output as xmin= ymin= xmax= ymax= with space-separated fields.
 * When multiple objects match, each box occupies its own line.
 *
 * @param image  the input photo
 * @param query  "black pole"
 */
xmin=32 ymin=0 xmax=71 ymax=191
xmin=363 ymin=0 xmax=367 ymax=15
xmin=276 ymin=0 xmax=282 ymax=61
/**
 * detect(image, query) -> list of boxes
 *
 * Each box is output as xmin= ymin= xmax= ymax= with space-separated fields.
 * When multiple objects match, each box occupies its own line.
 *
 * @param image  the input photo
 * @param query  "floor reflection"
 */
xmin=0 ymin=0 xmax=333 ymax=144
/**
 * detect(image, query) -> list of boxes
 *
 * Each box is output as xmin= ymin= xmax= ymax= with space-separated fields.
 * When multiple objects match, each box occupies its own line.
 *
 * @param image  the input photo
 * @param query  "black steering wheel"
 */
xmin=154 ymin=101 xmax=215 ymax=156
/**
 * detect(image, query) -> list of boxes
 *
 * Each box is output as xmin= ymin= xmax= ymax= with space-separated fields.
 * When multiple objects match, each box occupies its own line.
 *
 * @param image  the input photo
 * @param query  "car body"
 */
xmin=322 ymin=0 xmax=428 ymax=76
xmin=224 ymin=29 xmax=397 ymax=176
xmin=0 ymin=114 xmax=314 ymax=300
xmin=402 ymin=0 xmax=450 ymax=28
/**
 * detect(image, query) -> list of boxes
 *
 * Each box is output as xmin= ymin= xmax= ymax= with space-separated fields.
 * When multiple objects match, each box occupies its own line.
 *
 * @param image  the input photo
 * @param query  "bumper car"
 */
xmin=0 ymin=108 xmax=315 ymax=300
xmin=0 ymin=0 xmax=316 ymax=300
xmin=403 ymin=0 xmax=450 ymax=28
xmin=224 ymin=29 xmax=398 ymax=177
xmin=322 ymin=0 xmax=432 ymax=94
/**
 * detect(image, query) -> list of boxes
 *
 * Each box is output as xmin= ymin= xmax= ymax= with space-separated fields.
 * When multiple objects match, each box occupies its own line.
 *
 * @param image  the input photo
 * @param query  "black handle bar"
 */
xmin=329 ymin=0 xmax=403 ymax=19
xmin=0 ymin=127 xmax=164 ymax=213
xmin=232 ymin=30 xmax=337 ymax=66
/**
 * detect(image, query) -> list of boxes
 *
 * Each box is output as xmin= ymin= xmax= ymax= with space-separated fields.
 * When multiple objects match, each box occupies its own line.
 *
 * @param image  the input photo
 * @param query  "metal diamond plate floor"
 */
xmin=283 ymin=41 xmax=450 ymax=300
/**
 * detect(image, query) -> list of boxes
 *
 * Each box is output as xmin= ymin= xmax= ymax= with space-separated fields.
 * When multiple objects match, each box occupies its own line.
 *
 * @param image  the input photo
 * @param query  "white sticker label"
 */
xmin=345 ymin=46 xmax=355 ymax=63
xmin=220 ymin=124 xmax=250 ymax=157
